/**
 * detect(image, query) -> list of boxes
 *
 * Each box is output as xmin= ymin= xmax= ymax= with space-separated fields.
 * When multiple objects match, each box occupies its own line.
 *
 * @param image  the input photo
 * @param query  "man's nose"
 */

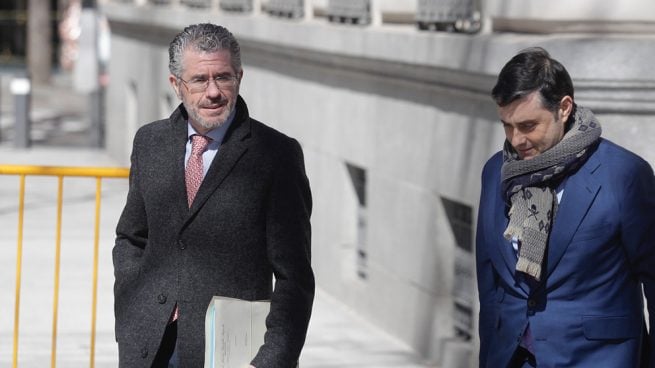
xmin=510 ymin=131 xmax=526 ymax=148
xmin=205 ymin=80 xmax=222 ymax=98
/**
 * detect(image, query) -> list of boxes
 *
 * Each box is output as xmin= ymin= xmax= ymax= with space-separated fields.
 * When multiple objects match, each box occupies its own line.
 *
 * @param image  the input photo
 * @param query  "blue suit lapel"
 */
xmin=491 ymin=182 xmax=532 ymax=295
xmin=545 ymin=157 xmax=601 ymax=279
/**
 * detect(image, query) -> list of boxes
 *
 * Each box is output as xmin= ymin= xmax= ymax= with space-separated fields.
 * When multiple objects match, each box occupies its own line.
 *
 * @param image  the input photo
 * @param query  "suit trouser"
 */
xmin=508 ymin=346 xmax=536 ymax=368
xmin=151 ymin=321 xmax=179 ymax=368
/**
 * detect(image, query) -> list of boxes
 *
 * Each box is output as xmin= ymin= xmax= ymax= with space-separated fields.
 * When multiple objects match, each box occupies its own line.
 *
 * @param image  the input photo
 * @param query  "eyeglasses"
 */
xmin=178 ymin=75 xmax=238 ymax=93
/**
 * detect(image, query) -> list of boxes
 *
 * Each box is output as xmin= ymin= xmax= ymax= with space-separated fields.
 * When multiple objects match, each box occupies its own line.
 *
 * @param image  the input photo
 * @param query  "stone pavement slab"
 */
xmin=303 ymin=290 xmax=433 ymax=368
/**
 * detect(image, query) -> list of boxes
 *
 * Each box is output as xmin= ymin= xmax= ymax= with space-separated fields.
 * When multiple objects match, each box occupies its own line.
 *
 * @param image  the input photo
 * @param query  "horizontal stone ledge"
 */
xmin=240 ymin=38 xmax=496 ymax=99
xmin=107 ymin=17 xmax=495 ymax=101
xmin=493 ymin=18 xmax=655 ymax=34
xmin=105 ymin=4 xmax=655 ymax=114
xmin=576 ymin=79 xmax=655 ymax=114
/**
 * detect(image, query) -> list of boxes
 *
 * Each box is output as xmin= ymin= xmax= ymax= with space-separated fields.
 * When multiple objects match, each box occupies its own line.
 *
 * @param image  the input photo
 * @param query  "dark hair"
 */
xmin=168 ymin=23 xmax=241 ymax=77
xmin=491 ymin=47 xmax=573 ymax=113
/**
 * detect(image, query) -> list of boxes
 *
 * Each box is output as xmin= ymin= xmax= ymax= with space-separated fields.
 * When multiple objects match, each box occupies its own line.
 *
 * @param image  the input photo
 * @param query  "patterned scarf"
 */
xmin=501 ymin=105 xmax=602 ymax=281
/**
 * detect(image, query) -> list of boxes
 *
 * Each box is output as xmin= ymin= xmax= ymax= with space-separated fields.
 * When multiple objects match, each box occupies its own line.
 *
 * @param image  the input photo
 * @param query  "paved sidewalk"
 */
xmin=303 ymin=290 xmax=433 ymax=368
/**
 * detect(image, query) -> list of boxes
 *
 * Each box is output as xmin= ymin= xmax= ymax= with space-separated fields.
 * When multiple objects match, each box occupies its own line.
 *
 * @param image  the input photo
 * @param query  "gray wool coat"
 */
xmin=113 ymin=96 xmax=314 ymax=368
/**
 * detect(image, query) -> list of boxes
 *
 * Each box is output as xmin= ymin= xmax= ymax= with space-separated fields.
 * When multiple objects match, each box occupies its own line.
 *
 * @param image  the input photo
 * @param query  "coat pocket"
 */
xmin=582 ymin=315 xmax=641 ymax=340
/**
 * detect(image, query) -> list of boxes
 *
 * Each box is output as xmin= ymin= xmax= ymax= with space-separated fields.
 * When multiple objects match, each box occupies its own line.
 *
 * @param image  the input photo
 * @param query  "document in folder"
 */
xmin=204 ymin=296 xmax=270 ymax=368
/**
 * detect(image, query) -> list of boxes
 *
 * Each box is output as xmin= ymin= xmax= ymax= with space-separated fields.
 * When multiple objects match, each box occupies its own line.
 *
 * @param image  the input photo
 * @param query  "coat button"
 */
xmin=141 ymin=346 xmax=148 ymax=358
xmin=527 ymin=299 xmax=537 ymax=308
xmin=157 ymin=293 xmax=167 ymax=304
xmin=178 ymin=240 xmax=186 ymax=250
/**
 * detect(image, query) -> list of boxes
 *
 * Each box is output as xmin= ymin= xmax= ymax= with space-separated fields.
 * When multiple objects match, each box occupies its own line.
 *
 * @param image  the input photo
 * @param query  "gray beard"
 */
xmin=186 ymin=101 xmax=235 ymax=131
xmin=195 ymin=115 xmax=226 ymax=130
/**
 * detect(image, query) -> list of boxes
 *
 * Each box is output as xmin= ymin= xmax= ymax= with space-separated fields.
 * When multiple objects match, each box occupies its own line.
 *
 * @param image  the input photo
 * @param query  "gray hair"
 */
xmin=168 ymin=23 xmax=242 ymax=77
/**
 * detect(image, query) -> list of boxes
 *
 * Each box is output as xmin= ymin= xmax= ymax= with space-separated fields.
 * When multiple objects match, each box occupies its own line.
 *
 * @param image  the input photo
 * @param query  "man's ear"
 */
xmin=169 ymin=74 xmax=182 ymax=99
xmin=559 ymin=95 xmax=574 ymax=122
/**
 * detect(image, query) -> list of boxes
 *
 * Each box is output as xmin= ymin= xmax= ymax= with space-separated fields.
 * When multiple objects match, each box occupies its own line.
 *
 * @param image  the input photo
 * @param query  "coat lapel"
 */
xmin=182 ymin=97 xmax=252 ymax=227
xmin=545 ymin=156 xmax=601 ymax=279
xmin=170 ymin=106 xmax=192 ymax=220
xmin=490 ymin=177 xmax=531 ymax=295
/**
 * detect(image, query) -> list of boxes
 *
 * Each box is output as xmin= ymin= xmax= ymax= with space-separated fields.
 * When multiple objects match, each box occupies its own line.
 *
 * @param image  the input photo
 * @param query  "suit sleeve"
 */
xmin=476 ymin=158 xmax=499 ymax=368
xmin=476 ymin=216 xmax=496 ymax=367
xmin=619 ymin=158 xmax=655 ymax=367
xmin=251 ymin=138 xmax=315 ymax=368
xmin=113 ymin=131 xmax=148 ymax=307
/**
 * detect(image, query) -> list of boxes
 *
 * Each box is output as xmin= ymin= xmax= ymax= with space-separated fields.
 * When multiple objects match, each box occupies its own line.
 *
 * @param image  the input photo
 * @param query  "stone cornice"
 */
xmin=104 ymin=2 xmax=655 ymax=114
xmin=493 ymin=18 xmax=655 ymax=34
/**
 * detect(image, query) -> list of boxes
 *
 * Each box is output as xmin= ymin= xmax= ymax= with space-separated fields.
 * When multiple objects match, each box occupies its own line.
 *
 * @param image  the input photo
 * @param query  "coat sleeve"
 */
xmin=476 ymin=156 xmax=500 ymax=368
xmin=618 ymin=158 xmax=655 ymax=367
xmin=250 ymin=138 xmax=315 ymax=368
xmin=113 ymin=131 xmax=148 ymax=311
xmin=476 ymin=217 xmax=496 ymax=367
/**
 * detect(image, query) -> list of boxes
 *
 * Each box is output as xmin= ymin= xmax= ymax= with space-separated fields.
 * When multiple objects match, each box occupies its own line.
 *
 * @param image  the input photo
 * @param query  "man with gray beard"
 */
xmin=113 ymin=23 xmax=314 ymax=368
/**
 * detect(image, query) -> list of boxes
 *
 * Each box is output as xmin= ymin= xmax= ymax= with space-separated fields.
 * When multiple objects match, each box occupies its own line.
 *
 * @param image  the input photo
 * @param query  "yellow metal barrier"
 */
xmin=0 ymin=164 xmax=129 ymax=368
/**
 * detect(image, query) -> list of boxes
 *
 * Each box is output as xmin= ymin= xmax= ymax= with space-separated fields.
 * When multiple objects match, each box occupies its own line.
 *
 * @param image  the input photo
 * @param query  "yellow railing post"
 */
xmin=50 ymin=176 xmax=64 ymax=368
xmin=89 ymin=177 xmax=103 ymax=368
xmin=12 ymin=174 xmax=26 ymax=368
xmin=0 ymin=164 xmax=129 ymax=368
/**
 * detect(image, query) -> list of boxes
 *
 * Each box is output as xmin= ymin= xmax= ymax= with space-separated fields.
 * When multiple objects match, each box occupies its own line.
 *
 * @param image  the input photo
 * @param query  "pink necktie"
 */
xmin=171 ymin=134 xmax=210 ymax=323
xmin=185 ymin=134 xmax=211 ymax=207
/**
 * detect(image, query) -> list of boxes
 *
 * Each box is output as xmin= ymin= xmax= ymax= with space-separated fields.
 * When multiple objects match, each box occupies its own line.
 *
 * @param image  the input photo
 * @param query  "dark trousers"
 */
xmin=508 ymin=346 xmax=536 ymax=368
xmin=151 ymin=321 xmax=179 ymax=368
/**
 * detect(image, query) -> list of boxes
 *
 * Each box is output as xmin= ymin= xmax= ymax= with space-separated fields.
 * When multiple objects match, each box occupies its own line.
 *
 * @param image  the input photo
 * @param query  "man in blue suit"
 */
xmin=476 ymin=47 xmax=655 ymax=367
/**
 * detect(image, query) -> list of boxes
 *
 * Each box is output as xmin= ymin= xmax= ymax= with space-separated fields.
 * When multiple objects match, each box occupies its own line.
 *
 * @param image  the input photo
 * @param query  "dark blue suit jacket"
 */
xmin=476 ymin=138 xmax=655 ymax=367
